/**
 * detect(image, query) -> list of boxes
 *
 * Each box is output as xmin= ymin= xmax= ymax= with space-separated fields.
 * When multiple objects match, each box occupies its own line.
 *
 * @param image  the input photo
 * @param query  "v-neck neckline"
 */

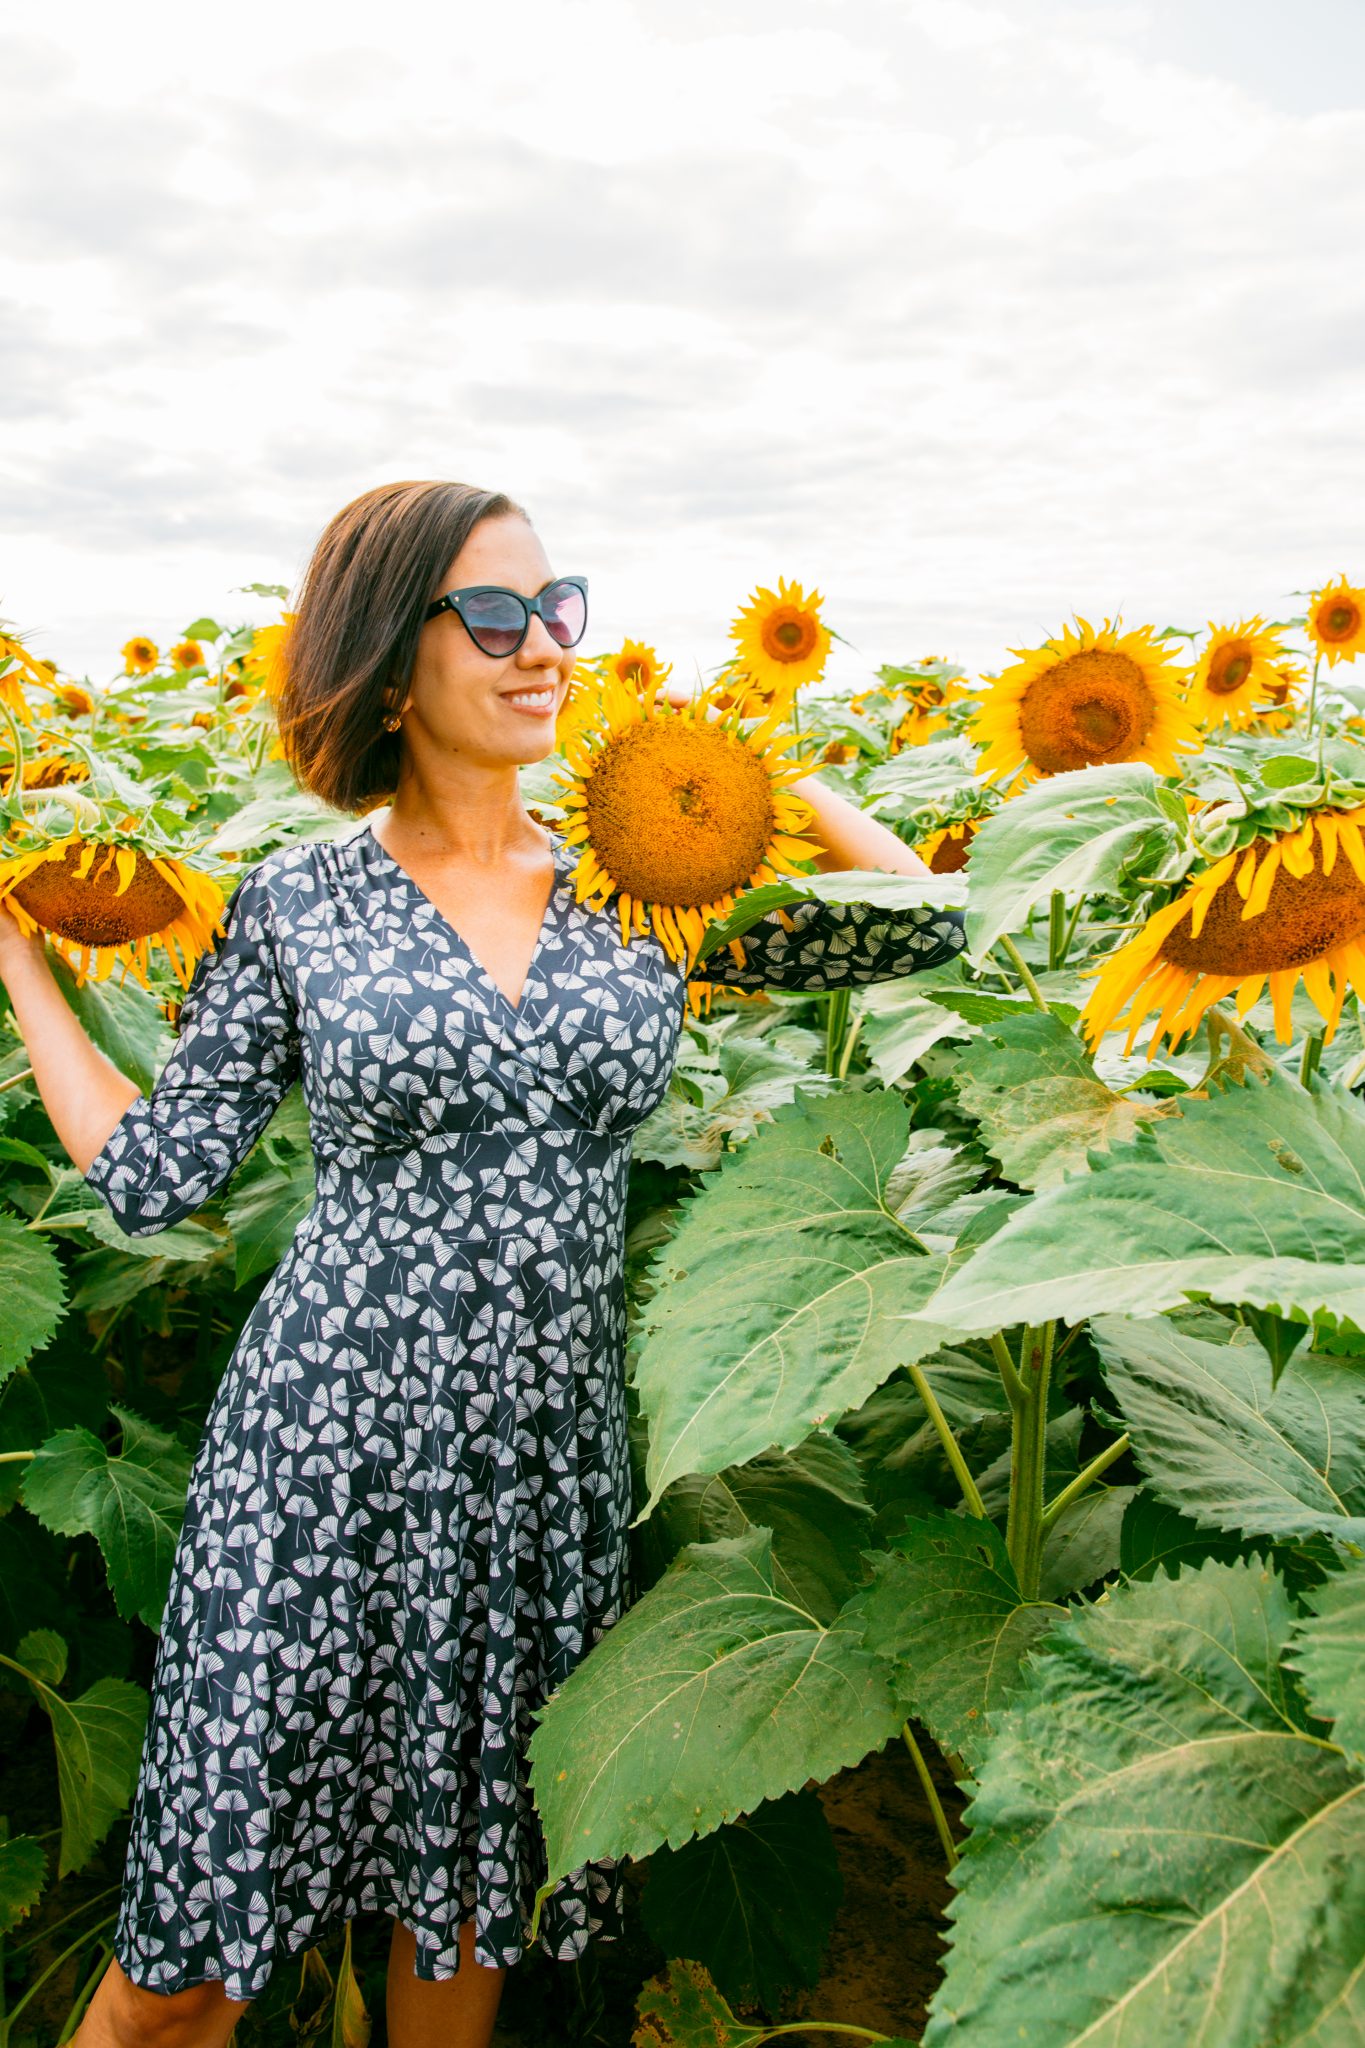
xmin=360 ymin=819 xmax=565 ymax=1020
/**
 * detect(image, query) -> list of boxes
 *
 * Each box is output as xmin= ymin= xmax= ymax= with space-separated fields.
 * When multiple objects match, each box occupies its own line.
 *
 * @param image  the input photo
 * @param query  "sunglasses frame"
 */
xmin=422 ymin=574 xmax=589 ymax=657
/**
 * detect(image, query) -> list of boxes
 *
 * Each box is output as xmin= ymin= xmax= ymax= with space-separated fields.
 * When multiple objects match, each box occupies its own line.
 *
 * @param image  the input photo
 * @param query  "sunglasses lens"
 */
xmin=542 ymin=580 xmax=586 ymax=648
xmin=463 ymin=591 xmax=527 ymax=655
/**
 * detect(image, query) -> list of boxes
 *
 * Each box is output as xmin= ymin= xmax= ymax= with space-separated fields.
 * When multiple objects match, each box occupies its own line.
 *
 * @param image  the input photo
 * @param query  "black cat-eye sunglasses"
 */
xmin=423 ymin=575 xmax=589 ymax=658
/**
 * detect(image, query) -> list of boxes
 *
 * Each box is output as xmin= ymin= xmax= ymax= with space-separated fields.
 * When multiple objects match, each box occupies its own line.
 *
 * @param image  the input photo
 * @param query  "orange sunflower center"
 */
xmin=1206 ymin=641 xmax=1254 ymax=695
xmin=583 ymin=719 xmax=777 ymax=906
xmin=1164 ymin=856 xmax=1365 ymax=976
xmin=1320 ymin=600 xmax=1362 ymax=642
xmin=1016 ymin=648 xmax=1155 ymax=773
xmin=11 ymin=846 xmax=185 ymax=947
xmin=762 ymin=610 xmax=819 ymax=664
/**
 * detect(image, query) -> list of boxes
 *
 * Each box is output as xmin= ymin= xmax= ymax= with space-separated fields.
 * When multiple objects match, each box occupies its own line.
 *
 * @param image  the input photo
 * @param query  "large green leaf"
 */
xmin=640 ymin=1789 xmax=842 ymax=2013
xmin=16 ymin=1629 xmax=148 ymax=1877
xmin=1118 ymin=1491 xmax=1242 ymax=1582
xmin=526 ymin=1527 xmax=903 ymax=1896
xmin=855 ymin=982 xmax=970 ymax=1086
xmin=1037 ymin=1484 xmax=1136 ymax=1602
xmin=0 ymin=1211 xmax=66 ymax=1379
xmin=647 ymin=1430 xmax=875 ymax=1624
xmin=846 ymin=1514 xmax=1063 ymax=1769
xmin=0 ymin=1327 xmax=109 ymax=1510
xmin=632 ymin=1090 xmax=955 ymax=1522
xmin=933 ymin=1067 xmax=1365 ymax=1336
xmin=963 ymin=761 xmax=1180 ymax=961
xmin=924 ymin=1560 xmax=1365 ymax=2047
xmin=1092 ymin=1314 xmax=1365 ymax=1544
xmin=633 ymin=1031 xmax=831 ymax=1173
xmin=632 ymin=1959 xmax=769 ymax=2048
xmin=0 ymin=1825 xmax=47 ymax=1935
xmin=22 ymin=1405 xmax=192 ymax=1628
xmin=1289 ymin=1557 xmax=1365 ymax=1768
xmin=51 ymin=953 xmax=170 ymax=1095
xmin=953 ymin=1012 xmax=1171 ymax=1190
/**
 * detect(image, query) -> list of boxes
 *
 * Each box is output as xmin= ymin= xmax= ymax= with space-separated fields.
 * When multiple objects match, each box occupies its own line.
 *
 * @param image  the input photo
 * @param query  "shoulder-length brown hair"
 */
xmin=277 ymin=479 xmax=528 ymax=814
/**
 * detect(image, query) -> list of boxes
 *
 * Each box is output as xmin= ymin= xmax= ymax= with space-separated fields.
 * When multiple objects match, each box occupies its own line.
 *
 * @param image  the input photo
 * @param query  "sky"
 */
xmin=3 ymin=0 xmax=1364 ymax=694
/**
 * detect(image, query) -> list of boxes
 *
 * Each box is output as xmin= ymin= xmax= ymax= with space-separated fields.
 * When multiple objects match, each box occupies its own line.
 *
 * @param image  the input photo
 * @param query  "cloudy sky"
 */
xmin=4 ymin=0 xmax=1363 ymax=693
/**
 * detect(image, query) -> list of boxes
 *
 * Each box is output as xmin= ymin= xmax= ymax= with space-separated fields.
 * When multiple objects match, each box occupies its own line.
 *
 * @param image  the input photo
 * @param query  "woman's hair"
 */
xmin=277 ymin=479 xmax=529 ymax=814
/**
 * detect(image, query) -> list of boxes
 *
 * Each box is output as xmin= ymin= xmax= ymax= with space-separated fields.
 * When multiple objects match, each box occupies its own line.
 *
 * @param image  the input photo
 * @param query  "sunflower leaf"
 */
xmin=640 ymin=1789 xmax=842 ymax=2012
xmin=1092 ymin=1314 xmax=1365 ymax=1545
xmin=631 ymin=1959 xmax=769 ymax=2048
xmin=0 ymin=1213 xmax=66 ymax=1381
xmin=22 ymin=1405 xmax=192 ymax=1628
xmin=932 ymin=1066 xmax=1365 ymax=1337
xmin=526 ymin=1526 xmax=904 ymax=1891
xmin=923 ymin=1560 xmax=1365 ymax=2047
xmin=1287 ymin=1557 xmax=1365 ymax=1767
xmin=0 ymin=1829 xmax=48 ymax=1935
xmin=631 ymin=1088 xmax=956 ymax=1521
xmin=15 ymin=1630 xmax=148 ymax=1877
xmin=49 ymin=952 xmax=170 ymax=1096
xmin=963 ymin=761 xmax=1180 ymax=961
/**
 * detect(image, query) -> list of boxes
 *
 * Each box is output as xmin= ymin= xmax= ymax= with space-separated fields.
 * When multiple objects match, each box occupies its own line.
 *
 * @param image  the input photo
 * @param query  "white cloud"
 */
xmin=2 ymin=0 xmax=1363 ymax=692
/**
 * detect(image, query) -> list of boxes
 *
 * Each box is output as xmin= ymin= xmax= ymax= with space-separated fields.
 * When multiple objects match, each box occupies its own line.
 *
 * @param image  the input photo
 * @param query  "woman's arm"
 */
xmin=0 ymin=908 xmax=141 ymax=1173
xmin=789 ymin=772 xmax=932 ymax=878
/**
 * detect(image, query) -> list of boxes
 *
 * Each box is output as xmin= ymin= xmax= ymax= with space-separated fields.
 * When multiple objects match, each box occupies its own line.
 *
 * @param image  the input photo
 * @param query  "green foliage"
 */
xmin=926 ymin=1560 xmax=1365 ymax=2047
xmin=526 ymin=1527 xmax=904 ymax=1893
xmin=1288 ymin=1556 xmax=1365 ymax=1766
xmin=1093 ymin=1314 xmax=1365 ymax=1543
xmin=640 ymin=1789 xmax=842 ymax=2013
xmin=0 ymin=1210 xmax=66 ymax=1376
xmin=23 ymin=1404 xmax=192 ymax=1626
xmin=0 ymin=1825 xmax=48 ymax=1935
xmin=50 ymin=952 xmax=170 ymax=1095
xmin=632 ymin=1089 xmax=954 ymax=1520
xmin=15 ymin=1628 xmax=148 ymax=1876
xmin=935 ymin=1067 xmax=1365 ymax=1335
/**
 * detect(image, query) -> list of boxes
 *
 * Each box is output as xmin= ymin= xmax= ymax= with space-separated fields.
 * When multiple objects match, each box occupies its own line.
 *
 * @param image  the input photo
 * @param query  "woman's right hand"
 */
xmin=0 ymin=896 xmax=48 ymax=986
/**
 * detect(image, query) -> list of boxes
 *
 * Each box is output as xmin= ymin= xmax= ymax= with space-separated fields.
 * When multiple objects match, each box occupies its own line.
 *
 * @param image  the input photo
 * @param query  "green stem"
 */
xmin=836 ymin=1014 xmax=862 ymax=1081
xmin=1041 ymin=1433 xmax=1132 ymax=1534
xmin=6 ymin=1916 xmax=117 ymax=2026
xmin=0 ymin=1450 xmax=35 ymax=1465
xmin=1047 ymin=891 xmax=1066 ymax=972
xmin=1306 ymin=649 xmax=1322 ymax=737
xmin=1006 ymin=1322 xmax=1055 ymax=1600
xmin=900 ymin=1722 xmax=958 ymax=1872
xmin=996 ymin=935 xmax=1049 ymax=1013
xmin=825 ymin=987 xmax=852 ymax=1075
xmin=1300 ymin=1032 xmax=1324 ymax=1088
xmin=1061 ymin=894 xmax=1086 ymax=963
xmin=989 ymin=1330 xmax=1025 ymax=1412
xmin=55 ymin=1940 xmax=114 ymax=2045
xmin=0 ymin=1067 xmax=33 ymax=1094
xmin=907 ymin=1361 xmax=986 ymax=1520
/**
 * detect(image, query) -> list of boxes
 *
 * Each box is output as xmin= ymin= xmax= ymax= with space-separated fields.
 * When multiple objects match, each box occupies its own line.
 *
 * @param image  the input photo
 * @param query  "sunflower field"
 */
xmin=1 ymin=573 xmax=1364 ymax=2046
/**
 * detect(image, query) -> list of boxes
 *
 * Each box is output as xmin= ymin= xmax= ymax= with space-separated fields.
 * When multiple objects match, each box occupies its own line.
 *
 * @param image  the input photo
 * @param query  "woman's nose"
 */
xmin=517 ymin=615 xmax=564 ymax=667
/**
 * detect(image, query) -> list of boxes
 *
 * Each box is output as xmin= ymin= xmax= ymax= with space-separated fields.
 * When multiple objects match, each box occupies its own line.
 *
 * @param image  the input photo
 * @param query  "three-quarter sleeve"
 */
xmin=83 ymin=860 xmax=301 ymax=1237
xmin=691 ymin=895 xmax=966 ymax=992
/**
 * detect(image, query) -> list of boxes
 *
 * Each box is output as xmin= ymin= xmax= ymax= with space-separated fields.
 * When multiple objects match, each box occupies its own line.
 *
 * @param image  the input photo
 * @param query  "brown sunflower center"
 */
xmin=1206 ymin=642 xmax=1254 ymax=695
xmin=1016 ymin=649 xmax=1156 ymax=774
xmin=583 ymin=718 xmax=777 ymax=906
xmin=1322 ymin=601 xmax=1361 ymax=642
xmin=762 ymin=610 xmax=818 ymax=664
xmin=11 ymin=845 xmax=185 ymax=947
xmin=1164 ymin=844 xmax=1365 ymax=976
xmin=617 ymin=659 xmax=647 ymax=684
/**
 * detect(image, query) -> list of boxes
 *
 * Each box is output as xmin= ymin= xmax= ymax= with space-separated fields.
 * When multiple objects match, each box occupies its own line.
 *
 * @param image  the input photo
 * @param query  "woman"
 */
xmin=0 ymin=481 xmax=964 ymax=2048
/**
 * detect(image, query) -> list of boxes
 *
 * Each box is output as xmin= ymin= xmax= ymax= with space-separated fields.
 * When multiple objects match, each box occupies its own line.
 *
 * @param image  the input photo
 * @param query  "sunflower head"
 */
xmin=51 ymin=681 xmax=96 ymax=717
xmin=971 ymin=615 xmax=1199 ymax=787
xmin=1186 ymin=618 xmax=1288 ymax=731
xmin=0 ymin=835 xmax=226 ymax=989
xmin=170 ymin=639 xmax=205 ymax=671
xmin=729 ymin=577 xmax=832 ymax=696
xmin=1307 ymin=576 xmax=1365 ymax=668
xmin=1082 ymin=802 xmax=1365 ymax=1055
xmin=121 ymin=636 xmax=159 ymax=675
xmin=247 ymin=612 xmax=297 ymax=701
xmin=607 ymin=638 xmax=671 ymax=692
xmin=554 ymin=672 xmax=822 ymax=968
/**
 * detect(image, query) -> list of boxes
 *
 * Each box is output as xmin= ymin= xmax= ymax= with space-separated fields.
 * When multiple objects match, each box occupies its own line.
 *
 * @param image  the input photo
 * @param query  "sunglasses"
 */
xmin=423 ymin=575 xmax=589 ymax=658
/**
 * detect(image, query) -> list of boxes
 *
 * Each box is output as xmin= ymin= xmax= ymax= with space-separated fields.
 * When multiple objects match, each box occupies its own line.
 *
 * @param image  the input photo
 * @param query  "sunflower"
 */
xmin=972 ymin=616 xmax=1198 ymax=787
xmin=730 ymin=577 xmax=832 ymax=696
xmin=1306 ymin=576 xmax=1365 ymax=667
xmin=1254 ymin=661 xmax=1306 ymax=733
xmin=248 ymin=612 xmax=296 ymax=701
xmin=121 ymin=636 xmax=159 ymax=675
xmin=170 ymin=639 xmax=205 ymax=671
xmin=1082 ymin=804 xmax=1365 ymax=1055
xmin=608 ymin=638 xmax=671 ymax=692
xmin=0 ymin=836 xmax=225 ymax=989
xmin=18 ymin=749 xmax=90 ymax=790
xmin=50 ymin=681 xmax=96 ymax=717
xmin=554 ymin=672 xmax=822 ymax=968
xmin=916 ymin=819 xmax=977 ymax=874
xmin=1186 ymin=617 xmax=1288 ymax=730
xmin=710 ymin=661 xmax=791 ymax=720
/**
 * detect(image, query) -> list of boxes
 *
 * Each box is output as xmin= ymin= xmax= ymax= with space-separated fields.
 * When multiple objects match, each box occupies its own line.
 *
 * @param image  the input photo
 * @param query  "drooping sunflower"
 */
xmin=1186 ymin=617 xmax=1288 ymax=731
xmin=1082 ymin=804 xmax=1365 ymax=1054
xmin=916 ymin=819 xmax=977 ymax=874
xmin=730 ymin=577 xmax=832 ymax=696
xmin=1254 ymin=661 xmax=1306 ymax=733
xmin=49 ymin=681 xmax=97 ymax=717
xmin=121 ymin=636 xmax=159 ymax=675
xmin=247 ymin=612 xmax=296 ymax=701
xmin=554 ymin=672 xmax=822 ymax=968
xmin=972 ymin=616 xmax=1199 ymax=787
xmin=170 ymin=638 xmax=205 ymax=671
xmin=18 ymin=750 xmax=90 ymax=791
xmin=0 ymin=835 xmax=225 ymax=989
xmin=1306 ymin=576 xmax=1365 ymax=667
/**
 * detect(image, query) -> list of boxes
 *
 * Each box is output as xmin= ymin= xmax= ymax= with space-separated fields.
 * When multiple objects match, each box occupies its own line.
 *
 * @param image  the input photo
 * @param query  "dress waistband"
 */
xmin=309 ymin=1124 xmax=630 ymax=1244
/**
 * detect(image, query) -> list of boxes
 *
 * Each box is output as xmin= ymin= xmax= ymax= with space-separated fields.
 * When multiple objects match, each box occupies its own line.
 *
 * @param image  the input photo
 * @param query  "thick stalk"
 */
xmin=825 ymin=987 xmax=852 ymax=1075
xmin=906 ymin=1361 xmax=986 ymax=1519
xmin=900 ymin=1722 xmax=958 ymax=1871
xmin=1300 ymin=1031 xmax=1324 ymax=1088
xmin=1306 ymin=649 xmax=1322 ymax=736
xmin=996 ymin=935 xmax=1049 ymax=1013
xmin=1047 ymin=891 xmax=1066 ymax=972
xmin=1006 ymin=1321 xmax=1055 ymax=1600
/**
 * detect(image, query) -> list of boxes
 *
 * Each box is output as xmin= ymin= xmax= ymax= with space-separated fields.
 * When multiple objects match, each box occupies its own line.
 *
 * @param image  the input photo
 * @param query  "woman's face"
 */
xmin=398 ymin=513 xmax=578 ymax=769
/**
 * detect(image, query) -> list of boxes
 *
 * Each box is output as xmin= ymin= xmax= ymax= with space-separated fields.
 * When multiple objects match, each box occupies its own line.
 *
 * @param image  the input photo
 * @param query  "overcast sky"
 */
xmin=4 ymin=0 xmax=1363 ymax=694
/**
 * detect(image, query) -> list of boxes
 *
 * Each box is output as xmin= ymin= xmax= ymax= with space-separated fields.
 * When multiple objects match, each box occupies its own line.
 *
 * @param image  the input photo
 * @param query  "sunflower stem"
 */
xmin=836 ymin=1014 xmax=862 ymax=1080
xmin=1306 ymin=650 xmax=1322 ymax=736
xmin=0 ymin=1067 xmax=33 ymax=1094
xmin=996 ymin=935 xmax=1049 ymax=1013
xmin=1047 ymin=891 xmax=1066 ymax=971
xmin=1041 ymin=1432 xmax=1132 ymax=1534
xmin=0 ymin=699 xmax=27 ymax=801
xmin=1300 ymin=1031 xmax=1324 ymax=1089
xmin=900 ymin=1722 xmax=958 ymax=1872
xmin=1006 ymin=1321 xmax=1055 ymax=1601
xmin=825 ymin=987 xmax=852 ymax=1074
xmin=989 ymin=1330 xmax=1026 ymax=1413
xmin=906 ymin=1361 xmax=986 ymax=1520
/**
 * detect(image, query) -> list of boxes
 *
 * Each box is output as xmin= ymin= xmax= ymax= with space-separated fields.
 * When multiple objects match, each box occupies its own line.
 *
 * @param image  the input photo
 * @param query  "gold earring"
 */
xmin=382 ymin=711 xmax=402 ymax=731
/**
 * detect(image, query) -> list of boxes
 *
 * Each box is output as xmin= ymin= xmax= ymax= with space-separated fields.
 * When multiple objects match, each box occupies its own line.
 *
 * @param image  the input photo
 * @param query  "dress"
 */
xmin=82 ymin=818 xmax=965 ymax=1997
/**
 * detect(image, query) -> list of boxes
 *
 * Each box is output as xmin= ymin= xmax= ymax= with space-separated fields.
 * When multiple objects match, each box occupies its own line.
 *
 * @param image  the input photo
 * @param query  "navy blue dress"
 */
xmin=82 ymin=817 xmax=964 ymax=1997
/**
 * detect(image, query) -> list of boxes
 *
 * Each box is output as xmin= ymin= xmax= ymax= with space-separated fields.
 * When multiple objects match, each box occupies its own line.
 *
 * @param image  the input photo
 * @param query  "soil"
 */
xmin=2 ymin=1704 xmax=961 ymax=2047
